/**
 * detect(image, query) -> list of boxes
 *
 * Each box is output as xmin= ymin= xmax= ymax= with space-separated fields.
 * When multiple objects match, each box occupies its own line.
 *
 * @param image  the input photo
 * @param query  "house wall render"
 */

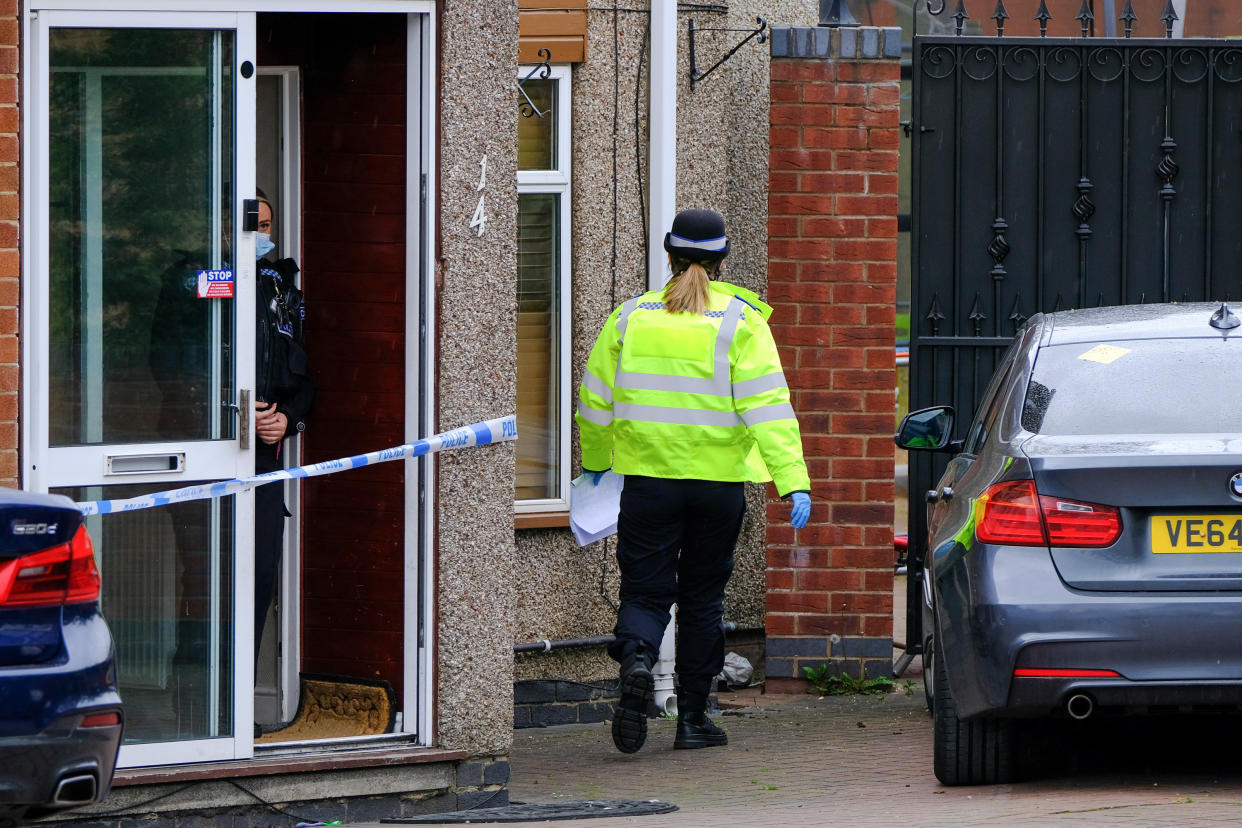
xmin=436 ymin=0 xmax=521 ymax=757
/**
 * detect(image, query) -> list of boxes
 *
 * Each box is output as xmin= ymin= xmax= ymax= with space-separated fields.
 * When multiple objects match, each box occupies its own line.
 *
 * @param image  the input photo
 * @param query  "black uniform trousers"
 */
xmin=254 ymin=440 xmax=287 ymax=651
xmin=608 ymin=475 xmax=746 ymax=704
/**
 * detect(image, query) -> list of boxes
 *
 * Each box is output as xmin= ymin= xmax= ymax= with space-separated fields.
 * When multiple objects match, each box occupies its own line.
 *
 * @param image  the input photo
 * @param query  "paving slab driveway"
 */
xmin=505 ymin=689 xmax=1242 ymax=827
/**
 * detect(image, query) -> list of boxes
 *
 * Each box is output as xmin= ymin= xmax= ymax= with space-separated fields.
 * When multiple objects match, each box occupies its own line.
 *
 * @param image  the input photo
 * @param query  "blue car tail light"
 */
xmin=975 ymin=480 xmax=1122 ymax=548
xmin=0 ymin=524 xmax=100 ymax=607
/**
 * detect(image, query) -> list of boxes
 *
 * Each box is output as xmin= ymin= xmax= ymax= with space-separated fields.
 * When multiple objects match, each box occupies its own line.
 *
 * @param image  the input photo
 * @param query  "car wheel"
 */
xmin=932 ymin=643 xmax=1017 ymax=786
xmin=922 ymin=634 xmax=935 ymax=715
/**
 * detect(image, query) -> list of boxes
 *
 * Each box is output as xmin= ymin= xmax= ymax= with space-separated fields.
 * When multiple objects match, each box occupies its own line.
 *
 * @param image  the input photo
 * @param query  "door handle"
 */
xmin=239 ymin=389 xmax=250 ymax=450
xmin=224 ymin=391 xmax=251 ymax=449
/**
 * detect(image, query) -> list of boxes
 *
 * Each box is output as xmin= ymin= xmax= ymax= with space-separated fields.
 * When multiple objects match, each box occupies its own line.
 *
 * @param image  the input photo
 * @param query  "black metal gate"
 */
xmin=906 ymin=8 xmax=1242 ymax=653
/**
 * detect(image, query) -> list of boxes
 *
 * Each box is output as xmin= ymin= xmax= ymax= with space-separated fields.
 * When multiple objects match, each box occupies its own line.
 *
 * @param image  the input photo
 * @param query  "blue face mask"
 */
xmin=256 ymin=233 xmax=275 ymax=259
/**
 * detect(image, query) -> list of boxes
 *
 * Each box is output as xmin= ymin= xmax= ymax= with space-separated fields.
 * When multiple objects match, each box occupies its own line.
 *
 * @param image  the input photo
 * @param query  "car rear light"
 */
xmin=0 ymin=524 xmax=100 ymax=607
xmin=975 ymin=480 xmax=1122 ymax=548
xmin=80 ymin=711 xmax=121 ymax=728
xmin=1014 ymin=668 xmax=1122 ymax=678
xmin=975 ymin=480 xmax=1047 ymax=545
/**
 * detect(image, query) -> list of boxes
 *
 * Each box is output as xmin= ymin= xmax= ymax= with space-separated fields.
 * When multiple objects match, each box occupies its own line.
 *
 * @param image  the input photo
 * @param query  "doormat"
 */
xmin=257 ymin=673 xmax=396 ymax=744
xmin=382 ymin=799 xmax=679 ymax=823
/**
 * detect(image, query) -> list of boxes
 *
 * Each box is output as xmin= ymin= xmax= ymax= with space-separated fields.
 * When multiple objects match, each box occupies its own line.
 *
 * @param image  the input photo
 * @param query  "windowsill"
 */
xmin=114 ymin=744 xmax=468 ymax=786
xmin=514 ymin=510 xmax=570 ymax=529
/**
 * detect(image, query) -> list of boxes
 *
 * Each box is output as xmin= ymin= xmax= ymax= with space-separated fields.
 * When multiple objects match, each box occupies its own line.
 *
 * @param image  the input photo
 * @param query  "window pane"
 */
xmin=1024 ymin=338 xmax=1237 ymax=436
xmin=518 ymin=79 xmax=556 ymax=171
xmin=516 ymin=193 xmax=560 ymax=500
xmin=49 ymin=28 xmax=236 ymax=446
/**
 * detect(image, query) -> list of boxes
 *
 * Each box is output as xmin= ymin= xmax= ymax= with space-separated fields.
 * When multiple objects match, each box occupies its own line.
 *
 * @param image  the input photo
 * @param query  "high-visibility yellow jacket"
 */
xmin=576 ymin=280 xmax=811 ymax=496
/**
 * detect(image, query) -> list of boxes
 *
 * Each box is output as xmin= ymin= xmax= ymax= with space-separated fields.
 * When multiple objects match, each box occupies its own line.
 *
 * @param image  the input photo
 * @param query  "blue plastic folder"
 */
xmin=569 ymin=470 xmax=624 ymax=546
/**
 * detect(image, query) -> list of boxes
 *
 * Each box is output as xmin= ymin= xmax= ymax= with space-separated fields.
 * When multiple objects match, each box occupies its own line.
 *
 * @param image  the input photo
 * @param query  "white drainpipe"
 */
xmin=648 ymin=0 xmax=677 ymax=291
xmin=649 ymin=0 xmax=679 ymax=716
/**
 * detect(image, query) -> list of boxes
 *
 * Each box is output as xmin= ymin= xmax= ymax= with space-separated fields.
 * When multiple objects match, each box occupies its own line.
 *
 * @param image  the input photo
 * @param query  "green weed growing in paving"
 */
xmin=802 ymin=664 xmax=896 ymax=697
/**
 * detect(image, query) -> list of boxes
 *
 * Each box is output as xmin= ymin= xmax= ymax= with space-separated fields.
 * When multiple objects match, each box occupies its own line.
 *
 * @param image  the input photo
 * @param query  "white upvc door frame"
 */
xmin=405 ymin=6 xmax=436 ymax=744
xmin=23 ymin=0 xmax=439 ymax=761
xmin=23 ymin=6 xmax=258 ymax=768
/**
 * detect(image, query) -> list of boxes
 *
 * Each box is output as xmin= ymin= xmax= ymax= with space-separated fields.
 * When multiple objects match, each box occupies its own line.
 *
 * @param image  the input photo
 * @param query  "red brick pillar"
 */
xmin=0 ymin=5 xmax=17 ymax=488
xmin=765 ymin=26 xmax=901 ymax=689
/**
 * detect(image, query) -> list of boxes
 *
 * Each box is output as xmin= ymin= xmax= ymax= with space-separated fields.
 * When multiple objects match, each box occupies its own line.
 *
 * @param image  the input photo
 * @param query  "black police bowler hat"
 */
xmin=663 ymin=209 xmax=730 ymax=262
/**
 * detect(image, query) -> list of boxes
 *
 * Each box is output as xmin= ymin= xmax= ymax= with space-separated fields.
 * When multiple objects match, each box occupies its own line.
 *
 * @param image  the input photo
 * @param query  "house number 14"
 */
xmin=469 ymin=154 xmax=487 ymax=237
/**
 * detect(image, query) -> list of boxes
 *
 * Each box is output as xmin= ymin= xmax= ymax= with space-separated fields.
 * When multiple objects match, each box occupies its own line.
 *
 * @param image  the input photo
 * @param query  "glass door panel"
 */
xmin=54 ymin=484 xmax=234 ymax=744
xmin=48 ymin=28 xmax=236 ymax=447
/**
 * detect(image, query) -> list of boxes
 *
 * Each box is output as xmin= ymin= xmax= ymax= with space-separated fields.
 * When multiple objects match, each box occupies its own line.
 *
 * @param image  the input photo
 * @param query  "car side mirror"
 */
xmin=894 ymin=405 xmax=957 ymax=452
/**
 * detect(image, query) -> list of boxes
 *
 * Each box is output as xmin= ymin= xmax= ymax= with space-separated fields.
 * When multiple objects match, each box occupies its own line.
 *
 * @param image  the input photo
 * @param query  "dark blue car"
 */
xmin=0 ymin=489 xmax=123 ymax=822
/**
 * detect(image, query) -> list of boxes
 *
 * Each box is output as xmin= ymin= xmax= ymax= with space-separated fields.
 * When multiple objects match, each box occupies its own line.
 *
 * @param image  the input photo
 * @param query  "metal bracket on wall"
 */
xmin=519 ymin=48 xmax=552 ymax=118
xmin=688 ymin=16 xmax=767 ymax=90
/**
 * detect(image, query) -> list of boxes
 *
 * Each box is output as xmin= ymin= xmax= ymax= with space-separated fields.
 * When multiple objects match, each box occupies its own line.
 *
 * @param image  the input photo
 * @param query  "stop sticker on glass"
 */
xmin=196 ymin=269 xmax=234 ymax=299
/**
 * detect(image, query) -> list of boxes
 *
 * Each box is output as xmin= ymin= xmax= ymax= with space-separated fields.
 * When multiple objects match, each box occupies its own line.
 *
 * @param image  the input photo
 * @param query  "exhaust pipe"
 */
xmin=1066 ymin=693 xmax=1095 ymax=721
xmin=52 ymin=773 xmax=97 ymax=806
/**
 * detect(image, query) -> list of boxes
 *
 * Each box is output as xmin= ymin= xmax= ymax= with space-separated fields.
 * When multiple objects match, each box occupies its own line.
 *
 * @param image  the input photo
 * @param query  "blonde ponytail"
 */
xmin=663 ymin=258 xmax=718 ymax=314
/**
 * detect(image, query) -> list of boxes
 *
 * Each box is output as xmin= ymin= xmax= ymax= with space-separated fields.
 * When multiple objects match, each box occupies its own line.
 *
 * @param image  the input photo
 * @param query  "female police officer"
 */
xmin=576 ymin=208 xmax=811 ymax=754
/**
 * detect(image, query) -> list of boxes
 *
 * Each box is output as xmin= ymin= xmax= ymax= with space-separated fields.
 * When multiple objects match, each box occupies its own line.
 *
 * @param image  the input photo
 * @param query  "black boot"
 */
xmin=674 ymin=710 xmax=728 ymax=749
xmin=611 ymin=647 xmax=654 ymax=754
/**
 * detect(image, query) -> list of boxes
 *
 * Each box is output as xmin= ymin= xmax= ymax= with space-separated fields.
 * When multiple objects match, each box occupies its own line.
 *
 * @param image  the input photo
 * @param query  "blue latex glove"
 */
xmin=583 ymin=469 xmax=607 ymax=486
xmin=790 ymin=491 xmax=811 ymax=529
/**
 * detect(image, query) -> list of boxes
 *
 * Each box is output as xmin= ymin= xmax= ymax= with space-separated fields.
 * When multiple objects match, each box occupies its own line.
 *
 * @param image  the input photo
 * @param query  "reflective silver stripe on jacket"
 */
xmin=582 ymin=370 xmax=613 ymax=403
xmin=613 ymin=402 xmax=743 ymax=428
xmin=615 ymin=296 xmax=641 ymax=343
xmin=614 ymin=296 xmax=747 ymax=399
xmin=739 ymin=402 xmax=797 ymax=427
xmin=577 ymin=401 xmax=614 ymax=426
xmin=732 ymin=371 xmax=787 ymax=399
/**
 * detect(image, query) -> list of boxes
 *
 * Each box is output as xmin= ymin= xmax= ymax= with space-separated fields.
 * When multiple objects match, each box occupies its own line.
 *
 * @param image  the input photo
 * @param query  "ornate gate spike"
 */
xmin=1008 ymin=294 xmax=1028 ymax=330
xmin=1035 ymin=0 xmax=1052 ymax=37
xmin=952 ymin=0 xmax=969 ymax=37
xmin=926 ymin=293 xmax=945 ymax=337
xmin=992 ymin=0 xmax=1009 ymax=37
xmin=1161 ymin=0 xmax=1178 ymax=38
xmin=1076 ymin=0 xmax=1093 ymax=38
xmin=1120 ymin=0 xmax=1137 ymax=38
xmin=968 ymin=294 xmax=987 ymax=336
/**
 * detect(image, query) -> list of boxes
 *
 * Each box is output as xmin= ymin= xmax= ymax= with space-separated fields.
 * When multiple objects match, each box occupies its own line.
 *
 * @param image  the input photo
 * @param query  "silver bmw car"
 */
xmin=897 ymin=302 xmax=1242 ymax=786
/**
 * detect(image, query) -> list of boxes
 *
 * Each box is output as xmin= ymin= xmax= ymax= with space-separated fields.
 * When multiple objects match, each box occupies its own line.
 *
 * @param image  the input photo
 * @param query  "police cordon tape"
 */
xmin=76 ymin=415 xmax=518 ymax=516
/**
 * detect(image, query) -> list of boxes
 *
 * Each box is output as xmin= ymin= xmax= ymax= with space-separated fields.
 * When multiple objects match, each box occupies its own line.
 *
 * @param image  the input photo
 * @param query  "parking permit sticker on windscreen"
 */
xmin=1077 ymin=344 xmax=1131 ymax=364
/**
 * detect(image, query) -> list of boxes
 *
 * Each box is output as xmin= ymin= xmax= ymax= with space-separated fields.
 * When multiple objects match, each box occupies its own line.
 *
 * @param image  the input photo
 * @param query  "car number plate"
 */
xmin=1150 ymin=515 xmax=1242 ymax=554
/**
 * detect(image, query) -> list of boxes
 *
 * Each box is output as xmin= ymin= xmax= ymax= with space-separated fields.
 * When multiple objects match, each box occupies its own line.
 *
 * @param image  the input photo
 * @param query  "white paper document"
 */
xmin=569 ymin=470 xmax=624 ymax=547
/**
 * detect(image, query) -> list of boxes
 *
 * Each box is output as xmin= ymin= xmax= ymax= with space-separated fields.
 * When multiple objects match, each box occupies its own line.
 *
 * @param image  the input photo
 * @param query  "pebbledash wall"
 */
xmin=764 ymin=26 xmax=902 ymax=688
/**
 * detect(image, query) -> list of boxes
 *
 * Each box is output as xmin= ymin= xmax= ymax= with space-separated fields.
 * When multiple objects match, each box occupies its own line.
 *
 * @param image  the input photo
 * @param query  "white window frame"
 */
xmin=515 ymin=64 xmax=571 ymax=514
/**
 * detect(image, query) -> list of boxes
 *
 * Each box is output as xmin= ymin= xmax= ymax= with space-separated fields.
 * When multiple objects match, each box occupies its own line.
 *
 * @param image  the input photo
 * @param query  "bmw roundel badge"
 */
xmin=1232 ymin=473 xmax=1242 ymax=499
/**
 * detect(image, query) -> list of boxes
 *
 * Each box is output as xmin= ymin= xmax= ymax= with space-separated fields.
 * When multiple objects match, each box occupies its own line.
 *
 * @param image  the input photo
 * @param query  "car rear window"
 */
xmin=1023 ymin=338 xmax=1238 ymax=435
